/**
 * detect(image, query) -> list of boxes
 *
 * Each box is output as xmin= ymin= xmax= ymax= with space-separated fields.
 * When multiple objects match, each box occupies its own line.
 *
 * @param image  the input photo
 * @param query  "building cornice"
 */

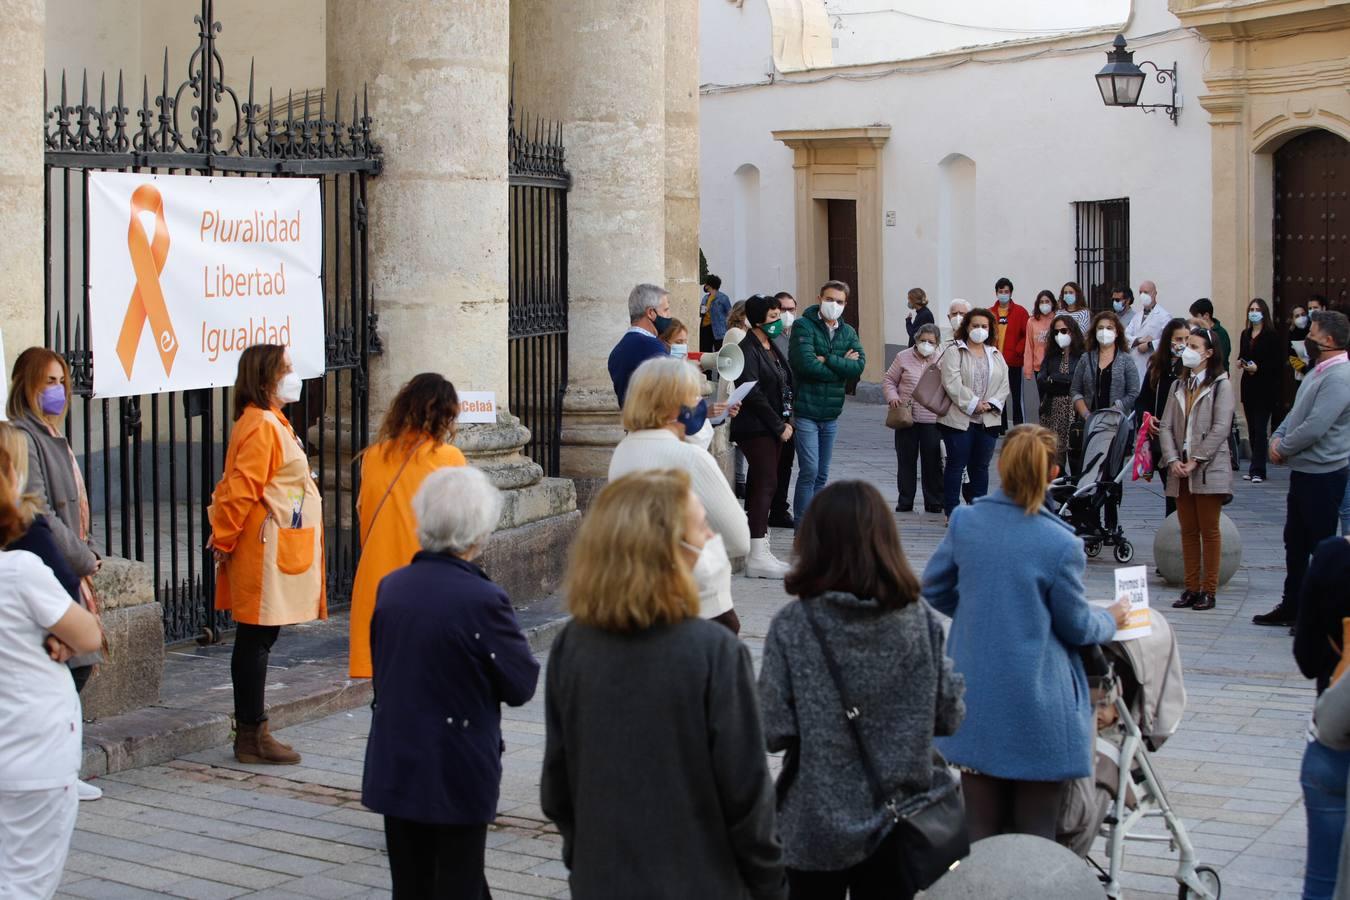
xmin=1170 ymin=0 xmax=1350 ymax=40
xmin=771 ymin=126 xmax=892 ymax=150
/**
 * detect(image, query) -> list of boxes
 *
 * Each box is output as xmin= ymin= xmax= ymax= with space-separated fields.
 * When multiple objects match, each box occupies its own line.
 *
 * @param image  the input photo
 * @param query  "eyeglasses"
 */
xmin=1053 ymin=328 xmax=1071 ymax=335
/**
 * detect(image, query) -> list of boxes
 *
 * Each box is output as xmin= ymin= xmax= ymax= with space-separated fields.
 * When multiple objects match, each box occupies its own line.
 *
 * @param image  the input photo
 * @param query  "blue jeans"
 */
xmin=1301 ymin=738 xmax=1350 ymax=900
xmin=938 ymin=423 xmax=998 ymax=516
xmin=793 ymin=416 xmax=838 ymax=526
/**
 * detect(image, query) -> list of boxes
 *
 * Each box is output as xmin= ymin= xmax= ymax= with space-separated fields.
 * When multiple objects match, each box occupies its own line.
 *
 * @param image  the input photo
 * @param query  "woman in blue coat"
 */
xmin=362 ymin=466 xmax=540 ymax=899
xmin=922 ymin=425 xmax=1128 ymax=842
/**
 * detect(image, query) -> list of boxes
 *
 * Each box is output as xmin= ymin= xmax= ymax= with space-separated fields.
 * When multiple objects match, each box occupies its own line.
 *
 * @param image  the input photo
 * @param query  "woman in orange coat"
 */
xmin=349 ymin=374 xmax=465 ymax=678
xmin=209 ymin=344 xmax=325 ymax=765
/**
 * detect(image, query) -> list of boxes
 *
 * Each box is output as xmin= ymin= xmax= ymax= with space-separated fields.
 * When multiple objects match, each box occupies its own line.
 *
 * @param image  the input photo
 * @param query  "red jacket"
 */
xmin=995 ymin=301 xmax=1030 ymax=363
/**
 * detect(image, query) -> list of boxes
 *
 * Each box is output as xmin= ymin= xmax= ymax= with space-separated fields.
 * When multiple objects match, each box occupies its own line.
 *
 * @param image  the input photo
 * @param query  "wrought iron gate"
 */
xmin=42 ymin=0 xmax=381 ymax=644
xmin=508 ymin=104 xmax=570 ymax=477
xmin=1074 ymin=198 xmax=1131 ymax=312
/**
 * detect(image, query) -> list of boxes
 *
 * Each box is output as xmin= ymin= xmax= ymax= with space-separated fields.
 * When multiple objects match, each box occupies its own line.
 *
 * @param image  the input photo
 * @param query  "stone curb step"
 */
xmin=80 ymin=613 xmax=570 ymax=779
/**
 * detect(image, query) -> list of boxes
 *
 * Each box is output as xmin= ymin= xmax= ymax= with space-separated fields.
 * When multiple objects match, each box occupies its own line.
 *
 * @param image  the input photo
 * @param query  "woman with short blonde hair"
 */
xmin=612 ymin=359 xmax=750 ymax=631
xmin=543 ymin=470 xmax=785 ymax=897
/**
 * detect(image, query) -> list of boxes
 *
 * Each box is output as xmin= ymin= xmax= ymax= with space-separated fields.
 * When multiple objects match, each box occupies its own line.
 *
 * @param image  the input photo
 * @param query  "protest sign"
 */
xmin=1112 ymin=565 xmax=1153 ymax=641
xmin=457 ymin=391 xmax=498 ymax=424
xmin=88 ymin=172 xmax=325 ymax=398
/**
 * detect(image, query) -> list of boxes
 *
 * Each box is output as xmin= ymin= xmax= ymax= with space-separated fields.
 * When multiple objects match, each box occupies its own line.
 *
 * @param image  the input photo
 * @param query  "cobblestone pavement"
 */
xmin=59 ymin=400 xmax=1310 ymax=899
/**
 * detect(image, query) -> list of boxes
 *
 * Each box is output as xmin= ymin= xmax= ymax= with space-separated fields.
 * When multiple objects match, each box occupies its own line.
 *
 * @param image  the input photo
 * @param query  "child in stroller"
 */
xmin=1050 ymin=407 xmax=1138 ymax=563
xmin=1057 ymin=611 xmax=1220 ymax=899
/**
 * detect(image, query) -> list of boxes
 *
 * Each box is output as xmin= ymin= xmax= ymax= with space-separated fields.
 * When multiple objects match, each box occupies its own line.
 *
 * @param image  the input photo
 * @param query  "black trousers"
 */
xmin=1284 ymin=468 xmax=1350 ymax=611
xmin=895 ymin=423 xmax=943 ymax=511
xmin=699 ymin=322 xmax=716 ymax=354
xmin=384 ymin=817 xmax=491 ymax=899
xmin=771 ymin=434 xmax=796 ymax=518
xmin=960 ymin=772 xmax=1066 ymax=843
xmin=1243 ymin=399 xmax=1273 ymax=478
xmin=787 ymin=825 xmax=916 ymax=900
xmin=1003 ymin=365 xmax=1025 ymax=429
xmin=1158 ymin=466 xmax=1176 ymax=518
xmin=740 ymin=435 xmax=783 ymax=538
xmin=231 ymin=623 xmax=281 ymax=725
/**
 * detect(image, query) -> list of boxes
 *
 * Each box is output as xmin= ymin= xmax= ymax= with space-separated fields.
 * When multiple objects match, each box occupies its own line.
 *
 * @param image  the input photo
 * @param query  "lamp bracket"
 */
xmin=1136 ymin=60 xmax=1180 ymax=125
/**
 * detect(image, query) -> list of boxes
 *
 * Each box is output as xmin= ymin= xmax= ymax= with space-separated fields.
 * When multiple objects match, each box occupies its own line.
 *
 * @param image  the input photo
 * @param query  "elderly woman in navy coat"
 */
xmin=922 ymin=425 xmax=1129 ymax=842
xmin=362 ymin=466 xmax=540 ymax=899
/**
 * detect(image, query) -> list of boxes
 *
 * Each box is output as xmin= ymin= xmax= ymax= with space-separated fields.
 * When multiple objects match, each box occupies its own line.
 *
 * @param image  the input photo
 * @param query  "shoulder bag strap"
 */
xmin=801 ymin=601 xmax=892 ymax=812
xmin=360 ymin=438 xmax=430 ymax=546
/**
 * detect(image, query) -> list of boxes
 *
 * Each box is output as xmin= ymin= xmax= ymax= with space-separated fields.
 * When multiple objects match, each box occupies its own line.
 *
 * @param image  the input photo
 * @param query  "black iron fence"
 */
xmin=42 ymin=0 xmax=381 ymax=644
xmin=508 ymin=103 xmax=570 ymax=478
xmin=1074 ymin=198 xmax=1130 ymax=312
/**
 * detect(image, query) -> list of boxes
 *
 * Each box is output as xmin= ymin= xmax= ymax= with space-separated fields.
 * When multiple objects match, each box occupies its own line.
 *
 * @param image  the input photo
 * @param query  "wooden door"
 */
xmin=827 ymin=199 xmax=860 ymax=333
xmin=1273 ymin=129 xmax=1350 ymax=318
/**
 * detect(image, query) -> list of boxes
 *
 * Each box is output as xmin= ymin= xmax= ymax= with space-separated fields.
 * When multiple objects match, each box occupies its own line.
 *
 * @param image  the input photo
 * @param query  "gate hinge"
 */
xmin=355 ymin=196 xmax=368 ymax=230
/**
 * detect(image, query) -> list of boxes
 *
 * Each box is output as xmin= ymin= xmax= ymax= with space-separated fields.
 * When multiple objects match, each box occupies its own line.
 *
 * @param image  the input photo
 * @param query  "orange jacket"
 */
xmin=208 ymin=405 xmax=326 ymax=626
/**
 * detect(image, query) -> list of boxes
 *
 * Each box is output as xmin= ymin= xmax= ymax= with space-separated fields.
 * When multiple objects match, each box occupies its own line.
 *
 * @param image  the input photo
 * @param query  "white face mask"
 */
xmin=1140 ymin=292 xmax=1153 ymax=308
xmin=276 ymin=371 xmax=303 ymax=404
xmin=1295 ymin=315 xmax=1309 ymax=330
xmin=821 ymin=300 xmax=845 ymax=322
xmin=1039 ymin=302 xmax=1053 ymax=316
xmin=1181 ymin=347 xmax=1204 ymax=370
xmin=916 ymin=341 xmax=936 ymax=358
xmin=1171 ymin=342 xmax=1186 ymax=357
xmin=968 ymin=327 xmax=989 ymax=345
xmin=1097 ymin=329 xmax=1117 ymax=346
xmin=670 ymin=343 xmax=688 ymax=359
xmin=949 ymin=314 xmax=964 ymax=329
xmin=682 ymin=533 xmax=731 ymax=590
xmin=779 ymin=311 xmax=795 ymax=330
xmin=1055 ymin=332 xmax=1072 ymax=349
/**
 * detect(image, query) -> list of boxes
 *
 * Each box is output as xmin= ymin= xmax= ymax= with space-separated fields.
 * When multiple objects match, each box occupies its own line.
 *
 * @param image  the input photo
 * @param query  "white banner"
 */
xmin=88 ymin=172 xmax=325 ymax=398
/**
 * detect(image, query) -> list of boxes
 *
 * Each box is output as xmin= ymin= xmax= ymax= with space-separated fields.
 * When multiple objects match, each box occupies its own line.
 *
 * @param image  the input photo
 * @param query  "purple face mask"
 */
xmin=40 ymin=384 xmax=66 ymax=417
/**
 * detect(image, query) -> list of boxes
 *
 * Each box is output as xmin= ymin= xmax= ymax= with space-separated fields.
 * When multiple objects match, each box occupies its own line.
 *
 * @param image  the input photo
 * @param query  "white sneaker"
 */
xmin=76 ymin=779 xmax=103 ymax=801
xmin=1252 ymin=476 xmax=1264 ymax=484
xmin=744 ymin=537 xmax=790 ymax=579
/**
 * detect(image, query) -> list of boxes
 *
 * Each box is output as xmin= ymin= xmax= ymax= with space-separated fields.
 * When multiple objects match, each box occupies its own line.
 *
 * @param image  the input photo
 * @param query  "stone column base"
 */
xmin=560 ymin=387 xmax=624 ymax=510
xmin=81 ymin=557 xmax=165 ymax=720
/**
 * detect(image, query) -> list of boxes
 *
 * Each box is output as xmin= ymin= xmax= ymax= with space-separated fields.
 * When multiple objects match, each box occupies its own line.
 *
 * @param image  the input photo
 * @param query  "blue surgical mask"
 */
xmin=1063 ymin=293 xmax=1077 ymax=307
xmin=1112 ymin=300 xmax=1125 ymax=313
xmin=677 ymin=399 xmax=708 ymax=437
xmin=1248 ymin=311 xmax=1263 ymax=324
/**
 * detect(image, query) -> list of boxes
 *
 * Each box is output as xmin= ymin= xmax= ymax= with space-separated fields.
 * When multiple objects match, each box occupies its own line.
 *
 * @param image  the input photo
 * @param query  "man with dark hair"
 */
xmin=789 ymin=280 xmax=865 ymax=526
xmin=699 ymin=274 xmax=732 ymax=353
xmin=1254 ymin=310 xmax=1350 ymax=627
xmin=993 ymin=276 xmax=1028 ymax=428
xmin=1110 ymin=285 xmax=1136 ymax=332
xmin=1189 ymin=298 xmax=1232 ymax=372
xmin=769 ymin=291 xmax=798 ymax=527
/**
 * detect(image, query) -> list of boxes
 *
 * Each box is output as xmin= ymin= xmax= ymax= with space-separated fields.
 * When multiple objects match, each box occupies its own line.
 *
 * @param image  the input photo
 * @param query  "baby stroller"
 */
xmin=1050 ymin=407 xmax=1137 ymax=564
xmin=1058 ymin=612 xmax=1221 ymax=899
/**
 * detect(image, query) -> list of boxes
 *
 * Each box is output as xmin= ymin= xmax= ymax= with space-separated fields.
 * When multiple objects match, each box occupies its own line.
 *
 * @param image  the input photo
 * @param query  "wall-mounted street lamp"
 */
xmin=1095 ymin=34 xmax=1180 ymax=126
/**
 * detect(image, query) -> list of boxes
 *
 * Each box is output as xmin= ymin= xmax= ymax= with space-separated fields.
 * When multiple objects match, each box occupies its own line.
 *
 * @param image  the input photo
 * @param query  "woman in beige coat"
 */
xmin=1159 ymin=326 xmax=1235 ymax=611
xmin=937 ymin=307 xmax=1011 ymax=522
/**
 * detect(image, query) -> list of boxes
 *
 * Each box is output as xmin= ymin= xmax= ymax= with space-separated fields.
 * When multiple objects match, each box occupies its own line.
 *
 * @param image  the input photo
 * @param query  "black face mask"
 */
xmin=1307 ymin=337 xmax=1346 ymax=363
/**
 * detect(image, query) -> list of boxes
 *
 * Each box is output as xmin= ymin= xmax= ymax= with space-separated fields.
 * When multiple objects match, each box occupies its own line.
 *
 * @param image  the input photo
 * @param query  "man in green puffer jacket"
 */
xmin=788 ymin=280 xmax=866 ymax=526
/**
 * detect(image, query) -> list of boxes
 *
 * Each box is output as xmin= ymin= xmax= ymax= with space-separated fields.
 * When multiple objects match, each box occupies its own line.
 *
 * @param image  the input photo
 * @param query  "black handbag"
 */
xmin=801 ymin=602 xmax=970 ymax=890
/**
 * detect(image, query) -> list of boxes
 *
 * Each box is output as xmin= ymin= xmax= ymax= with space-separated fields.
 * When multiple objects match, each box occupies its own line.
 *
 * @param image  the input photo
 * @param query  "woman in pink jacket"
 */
xmin=883 ymin=323 xmax=944 ymax=513
xmin=1022 ymin=290 xmax=1057 ymax=424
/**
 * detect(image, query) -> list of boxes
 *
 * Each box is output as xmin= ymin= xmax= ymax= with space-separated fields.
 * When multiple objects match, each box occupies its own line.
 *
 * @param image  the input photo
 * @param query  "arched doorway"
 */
xmin=1273 ymin=129 xmax=1350 ymax=317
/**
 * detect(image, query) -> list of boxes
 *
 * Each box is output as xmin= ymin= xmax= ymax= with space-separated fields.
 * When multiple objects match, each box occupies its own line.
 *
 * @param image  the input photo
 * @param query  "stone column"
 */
xmin=664 ymin=0 xmax=701 ymax=329
xmin=511 ymin=0 xmax=668 ymax=506
xmin=1201 ymin=91 xmax=1249 ymax=364
xmin=0 ymin=0 xmax=46 ymax=354
xmin=329 ymin=0 xmax=577 ymax=599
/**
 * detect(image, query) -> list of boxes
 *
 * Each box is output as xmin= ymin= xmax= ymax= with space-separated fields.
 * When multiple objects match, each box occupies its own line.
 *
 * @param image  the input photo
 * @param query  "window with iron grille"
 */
xmin=1074 ymin=198 xmax=1130 ymax=312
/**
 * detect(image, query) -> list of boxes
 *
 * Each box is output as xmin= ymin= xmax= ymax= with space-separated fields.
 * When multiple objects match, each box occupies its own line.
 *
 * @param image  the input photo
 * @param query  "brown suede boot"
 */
xmin=234 ymin=720 xmax=301 ymax=765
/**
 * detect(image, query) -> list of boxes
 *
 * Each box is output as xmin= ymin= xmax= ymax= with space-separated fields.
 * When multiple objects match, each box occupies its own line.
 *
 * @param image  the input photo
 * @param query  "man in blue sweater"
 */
xmin=1254 ymin=310 xmax=1350 ymax=627
xmin=608 ymin=283 xmax=672 ymax=407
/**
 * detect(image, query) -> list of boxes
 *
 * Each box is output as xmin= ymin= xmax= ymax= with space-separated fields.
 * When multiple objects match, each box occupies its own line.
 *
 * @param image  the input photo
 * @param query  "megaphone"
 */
xmin=699 ymin=343 xmax=744 ymax=381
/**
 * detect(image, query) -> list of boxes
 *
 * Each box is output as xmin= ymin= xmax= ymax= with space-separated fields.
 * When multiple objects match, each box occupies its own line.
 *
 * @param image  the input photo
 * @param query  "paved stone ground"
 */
xmin=58 ymin=399 xmax=1311 ymax=899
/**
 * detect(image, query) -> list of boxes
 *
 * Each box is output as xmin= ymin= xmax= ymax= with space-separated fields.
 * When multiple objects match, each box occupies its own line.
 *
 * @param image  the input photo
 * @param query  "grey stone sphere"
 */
xmin=920 ymin=834 xmax=1104 ymax=899
xmin=1153 ymin=511 xmax=1243 ymax=587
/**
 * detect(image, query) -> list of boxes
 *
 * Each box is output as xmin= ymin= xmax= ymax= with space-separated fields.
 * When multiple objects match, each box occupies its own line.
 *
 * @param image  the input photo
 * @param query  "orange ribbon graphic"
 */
xmin=116 ymin=184 xmax=178 ymax=378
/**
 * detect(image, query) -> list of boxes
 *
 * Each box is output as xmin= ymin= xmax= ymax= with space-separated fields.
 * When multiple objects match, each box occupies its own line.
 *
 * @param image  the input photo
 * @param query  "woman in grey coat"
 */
xmin=759 ymin=480 xmax=964 ymax=899
xmin=541 ymin=470 xmax=786 ymax=900
xmin=1071 ymin=310 xmax=1141 ymax=419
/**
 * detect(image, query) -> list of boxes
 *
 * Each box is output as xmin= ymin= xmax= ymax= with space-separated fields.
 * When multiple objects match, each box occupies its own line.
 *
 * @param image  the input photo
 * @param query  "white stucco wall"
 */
xmin=699 ymin=0 xmax=1213 ymax=354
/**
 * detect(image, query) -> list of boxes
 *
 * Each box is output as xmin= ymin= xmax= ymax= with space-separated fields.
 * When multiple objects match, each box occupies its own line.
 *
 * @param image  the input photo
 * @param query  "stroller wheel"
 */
xmin=1177 ymin=865 xmax=1220 ymax=899
xmin=1114 ymin=541 xmax=1135 ymax=564
xmin=1085 ymin=542 xmax=1102 ymax=558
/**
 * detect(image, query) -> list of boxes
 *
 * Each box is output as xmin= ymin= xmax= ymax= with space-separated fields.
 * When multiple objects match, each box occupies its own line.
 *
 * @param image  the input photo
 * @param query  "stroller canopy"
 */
xmin=1104 ymin=609 xmax=1187 ymax=750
